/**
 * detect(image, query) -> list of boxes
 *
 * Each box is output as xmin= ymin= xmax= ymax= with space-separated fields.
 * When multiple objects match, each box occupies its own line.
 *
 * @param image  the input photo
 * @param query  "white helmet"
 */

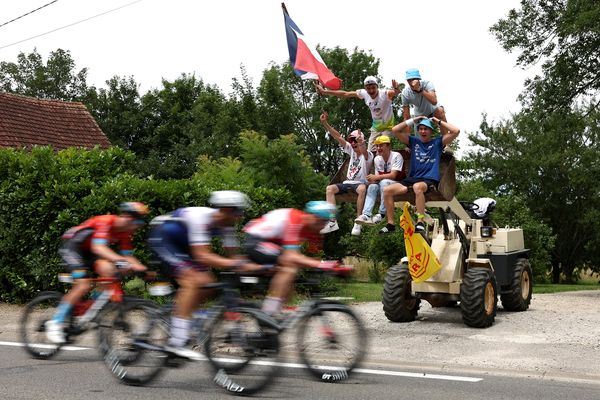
xmin=363 ymin=76 xmax=378 ymax=86
xmin=209 ymin=190 xmax=250 ymax=209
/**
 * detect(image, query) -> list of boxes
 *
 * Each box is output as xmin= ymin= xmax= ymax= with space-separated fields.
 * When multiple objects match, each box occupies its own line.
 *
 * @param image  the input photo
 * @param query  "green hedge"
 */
xmin=0 ymin=147 xmax=291 ymax=302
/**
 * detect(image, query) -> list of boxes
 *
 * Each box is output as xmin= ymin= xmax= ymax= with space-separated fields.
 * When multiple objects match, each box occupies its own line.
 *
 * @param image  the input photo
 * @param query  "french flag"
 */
xmin=282 ymin=4 xmax=342 ymax=90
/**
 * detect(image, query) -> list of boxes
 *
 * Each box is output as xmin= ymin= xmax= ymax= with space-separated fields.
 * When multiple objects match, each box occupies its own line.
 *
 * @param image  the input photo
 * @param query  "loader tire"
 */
xmin=460 ymin=268 xmax=497 ymax=328
xmin=500 ymin=258 xmax=532 ymax=311
xmin=383 ymin=263 xmax=420 ymax=322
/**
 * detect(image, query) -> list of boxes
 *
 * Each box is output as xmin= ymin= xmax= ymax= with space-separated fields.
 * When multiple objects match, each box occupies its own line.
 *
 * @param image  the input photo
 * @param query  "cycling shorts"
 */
xmin=243 ymin=234 xmax=283 ymax=267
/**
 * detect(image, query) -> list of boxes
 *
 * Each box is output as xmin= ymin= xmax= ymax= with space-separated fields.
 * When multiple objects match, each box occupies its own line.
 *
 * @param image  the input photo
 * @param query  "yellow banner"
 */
xmin=399 ymin=203 xmax=441 ymax=283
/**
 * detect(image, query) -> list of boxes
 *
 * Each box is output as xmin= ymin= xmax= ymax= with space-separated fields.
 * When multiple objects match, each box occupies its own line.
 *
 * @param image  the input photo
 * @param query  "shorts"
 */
xmin=336 ymin=183 xmax=364 ymax=194
xmin=59 ymin=228 xmax=97 ymax=278
xmin=400 ymin=177 xmax=439 ymax=193
xmin=243 ymin=235 xmax=282 ymax=267
xmin=148 ymin=220 xmax=207 ymax=277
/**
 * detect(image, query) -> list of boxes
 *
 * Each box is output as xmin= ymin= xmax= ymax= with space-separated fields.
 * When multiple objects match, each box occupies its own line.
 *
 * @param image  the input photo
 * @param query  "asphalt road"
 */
xmin=1 ymin=343 xmax=599 ymax=400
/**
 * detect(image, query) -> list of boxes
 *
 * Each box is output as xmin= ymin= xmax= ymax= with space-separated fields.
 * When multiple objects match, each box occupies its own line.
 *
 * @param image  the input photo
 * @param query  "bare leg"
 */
xmin=413 ymin=182 xmax=428 ymax=222
xmin=383 ymin=183 xmax=408 ymax=224
xmin=325 ymin=184 xmax=339 ymax=207
xmin=174 ymin=269 xmax=214 ymax=319
xmin=355 ymin=184 xmax=367 ymax=216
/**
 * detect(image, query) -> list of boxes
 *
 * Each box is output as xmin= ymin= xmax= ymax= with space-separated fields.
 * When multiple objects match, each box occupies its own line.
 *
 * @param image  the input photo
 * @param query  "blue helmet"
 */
xmin=304 ymin=201 xmax=337 ymax=220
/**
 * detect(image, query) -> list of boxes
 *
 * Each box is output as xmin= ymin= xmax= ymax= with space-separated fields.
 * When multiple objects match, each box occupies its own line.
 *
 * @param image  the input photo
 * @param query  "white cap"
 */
xmin=363 ymin=76 xmax=378 ymax=86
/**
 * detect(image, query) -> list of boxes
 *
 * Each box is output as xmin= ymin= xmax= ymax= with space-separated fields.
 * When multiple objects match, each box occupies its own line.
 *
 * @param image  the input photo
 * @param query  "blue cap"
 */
xmin=417 ymin=119 xmax=435 ymax=130
xmin=405 ymin=68 xmax=421 ymax=80
xmin=304 ymin=201 xmax=337 ymax=220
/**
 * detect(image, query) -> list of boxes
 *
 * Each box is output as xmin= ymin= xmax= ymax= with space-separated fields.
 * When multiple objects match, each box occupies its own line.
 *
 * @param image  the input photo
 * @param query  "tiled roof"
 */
xmin=0 ymin=92 xmax=111 ymax=150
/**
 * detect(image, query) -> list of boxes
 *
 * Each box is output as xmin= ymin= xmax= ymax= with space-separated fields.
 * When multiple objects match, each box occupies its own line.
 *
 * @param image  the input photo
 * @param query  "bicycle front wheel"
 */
xmin=205 ymin=308 xmax=280 ymax=395
xmin=102 ymin=301 xmax=168 ymax=386
xmin=297 ymin=303 xmax=367 ymax=382
xmin=20 ymin=292 xmax=64 ymax=359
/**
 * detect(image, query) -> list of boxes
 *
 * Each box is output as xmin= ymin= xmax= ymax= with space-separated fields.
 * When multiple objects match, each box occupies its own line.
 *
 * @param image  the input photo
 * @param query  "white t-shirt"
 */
xmin=343 ymin=141 xmax=373 ymax=184
xmin=356 ymin=88 xmax=395 ymax=131
xmin=374 ymin=151 xmax=403 ymax=176
xmin=473 ymin=198 xmax=496 ymax=217
xmin=172 ymin=207 xmax=238 ymax=248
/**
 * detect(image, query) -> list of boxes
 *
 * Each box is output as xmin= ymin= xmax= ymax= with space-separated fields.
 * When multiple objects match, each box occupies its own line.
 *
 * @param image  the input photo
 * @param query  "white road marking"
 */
xmin=1 ymin=341 xmax=482 ymax=382
xmin=0 ymin=340 xmax=91 ymax=351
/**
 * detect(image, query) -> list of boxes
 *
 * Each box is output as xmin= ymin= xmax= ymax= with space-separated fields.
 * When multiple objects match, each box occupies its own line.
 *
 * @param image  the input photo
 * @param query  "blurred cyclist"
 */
xmin=46 ymin=202 xmax=150 ymax=344
xmin=148 ymin=190 xmax=261 ymax=360
xmin=243 ymin=201 xmax=337 ymax=316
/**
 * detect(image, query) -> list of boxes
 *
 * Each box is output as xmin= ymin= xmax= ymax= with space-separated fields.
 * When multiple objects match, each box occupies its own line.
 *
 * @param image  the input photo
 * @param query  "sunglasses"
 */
xmin=348 ymin=137 xmax=358 ymax=143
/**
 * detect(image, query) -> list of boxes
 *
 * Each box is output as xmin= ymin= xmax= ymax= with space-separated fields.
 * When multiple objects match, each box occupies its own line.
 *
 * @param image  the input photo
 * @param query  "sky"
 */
xmin=0 ymin=0 xmax=532 ymax=154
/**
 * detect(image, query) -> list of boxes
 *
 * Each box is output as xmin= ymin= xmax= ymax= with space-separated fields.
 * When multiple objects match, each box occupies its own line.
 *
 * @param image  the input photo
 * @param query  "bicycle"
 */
xmin=204 ymin=262 xmax=367 ymax=389
xmin=103 ymin=272 xmax=279 ymax=395
xmin=20 ymin=270 xmax=162 ymax=360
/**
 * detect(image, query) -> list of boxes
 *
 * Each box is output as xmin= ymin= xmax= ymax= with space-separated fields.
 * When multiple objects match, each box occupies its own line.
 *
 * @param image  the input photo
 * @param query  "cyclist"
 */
xmin=148 ymin=190 xmax=262 ymax=360
xmin=46 ymin=202 xmax=150 ymax=344
xmin=242 ymin=201 xmax=338 ymax=316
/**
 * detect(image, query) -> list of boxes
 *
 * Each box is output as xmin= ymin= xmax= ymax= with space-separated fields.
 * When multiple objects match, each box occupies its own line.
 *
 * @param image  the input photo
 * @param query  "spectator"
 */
xmin=320 ymin=112 xmax=373 ymax=236
xmin=401 ymin=68 xmax=448 ymax=134
xmin=355 ymin=135 xmax=405 ymax=226
xmin=316 ymin=76 xmax=402 ymax=151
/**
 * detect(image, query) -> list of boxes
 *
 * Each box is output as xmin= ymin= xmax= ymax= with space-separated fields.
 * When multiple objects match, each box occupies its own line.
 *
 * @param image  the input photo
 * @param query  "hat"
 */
xmin=417 ymin=119 xmax=435 ymax=130
xmin=373 ymin=135 xmax=391 ymax=145
xmin=405 ymin=68 xmax=421 ymax=80
xmin=348 ymin=130 xmax=364 ymax=140
xmin=363 ymin=76 xmax=378 ymax=86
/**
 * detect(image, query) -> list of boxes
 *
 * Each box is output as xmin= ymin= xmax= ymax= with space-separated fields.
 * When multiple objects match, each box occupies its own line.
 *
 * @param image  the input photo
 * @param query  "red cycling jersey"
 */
xmin=63 ymin=215 xmax=133 ymax=254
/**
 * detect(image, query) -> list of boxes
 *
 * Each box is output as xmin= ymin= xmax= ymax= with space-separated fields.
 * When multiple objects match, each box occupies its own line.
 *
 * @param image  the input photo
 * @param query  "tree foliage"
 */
xmin=491 ymin=0 xmax=600 ymax=111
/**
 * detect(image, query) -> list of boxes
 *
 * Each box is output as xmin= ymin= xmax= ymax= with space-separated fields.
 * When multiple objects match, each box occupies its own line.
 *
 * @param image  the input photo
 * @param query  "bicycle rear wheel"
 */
xmin=297 ymin=303 xmax=367 ymax=381
xmin=20 ymin=292 xmax=64 ymax=359
xmin=102 ymin=301 xmax=168 ymax=386
xmin=204 ymin=308 xmax=280 ymax=395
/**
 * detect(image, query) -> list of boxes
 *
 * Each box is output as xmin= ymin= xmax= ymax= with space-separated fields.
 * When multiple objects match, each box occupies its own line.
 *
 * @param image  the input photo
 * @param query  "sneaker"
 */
xmin=415 ymin=222 xmax=426 ymax=233
xmin=45 ymin=320 xmax=66 ymax=344
xmin=165 ymin=342 xmax=204 ymax=361
xmin=372 ymin=214 xmax=384 ymax=224
xmin=354 ymin=214 xmax=374 ymax=226
xmin=379 ymin=224 xmax=396 ymax=235
xmin=320 ymin=220 xmax=339 ymax=234
xmin=351 ymin=223 xmax=361 ymax=236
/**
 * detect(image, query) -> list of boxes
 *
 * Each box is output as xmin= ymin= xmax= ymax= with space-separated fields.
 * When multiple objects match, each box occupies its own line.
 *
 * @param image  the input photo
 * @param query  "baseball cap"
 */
xmin=348 ymin=130 xmax=364 ymax=140
xmin=405 ymin=68 xmax=421 ymax=80
xmin=417 ymin=119 xmax=435 ymax=130
xmin=363 ymin=76 xmax=378 ymax=86
xmin=373 ymin=135 xmax=391 ymax=145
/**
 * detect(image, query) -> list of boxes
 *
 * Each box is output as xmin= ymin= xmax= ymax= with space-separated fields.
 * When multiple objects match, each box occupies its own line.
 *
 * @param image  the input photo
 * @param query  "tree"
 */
xmin=491 ymin=0 xmax=600 ymax=111
xmin=0 ymin=48 xmax=91 ymax=101
xmin=463 ymin=107 xmax=600 ymax=282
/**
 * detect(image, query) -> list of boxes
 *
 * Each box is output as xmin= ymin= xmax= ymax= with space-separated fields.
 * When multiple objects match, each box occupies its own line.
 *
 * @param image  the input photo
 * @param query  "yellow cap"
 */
xmin=373 ymin=135 xmax=391 ymax=145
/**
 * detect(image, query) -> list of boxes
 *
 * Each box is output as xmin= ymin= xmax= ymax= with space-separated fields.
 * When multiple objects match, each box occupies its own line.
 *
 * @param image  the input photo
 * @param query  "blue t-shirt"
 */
xmin=408 ymin=135 xmax=443 ymax=182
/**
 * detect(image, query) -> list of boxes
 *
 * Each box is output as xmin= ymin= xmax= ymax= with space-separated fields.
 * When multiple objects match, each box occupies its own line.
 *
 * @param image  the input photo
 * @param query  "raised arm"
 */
xmin=387 ymin=79 xmax=403 ymax=100
xmin=320 ymin=112 xmax=346 ymax=147
xmin=315 ymin=83 xmax=359 ymax=99
xmin=432 ymin=117 xmax=460 ymax=146
xmin=391 ymin=116 xmax=427 ymax=145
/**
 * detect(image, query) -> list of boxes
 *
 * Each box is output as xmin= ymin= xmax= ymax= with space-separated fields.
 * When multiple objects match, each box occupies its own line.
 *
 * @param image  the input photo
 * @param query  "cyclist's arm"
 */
xmin=190 ymin=244 xmax=242 ymax=269
xmin=91 ymin=241 xmax=127 ymax=264
xmin=281 ymin=249 xmax=321 ymax=269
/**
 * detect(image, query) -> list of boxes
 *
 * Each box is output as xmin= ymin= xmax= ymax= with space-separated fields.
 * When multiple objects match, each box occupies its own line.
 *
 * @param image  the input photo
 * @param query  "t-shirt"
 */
xmin=171 ymin=207 xmax=238 ymax=248
xmin=343 ymin=141 xmax=374 ymax=184
xmin=473 ymin=198 xmax=496 ymax=217
xmin=374 ymin=151 xmax=403 ymax=176
xmin=356 ymin=88 xmax=395 ymax=131
xmin=244 ymin=208 xmax=314 ymax=250
xmin=401 ymin=80 xmax=439 ymax=116
xmin=408 ymin=135 xmax=443 ymax=182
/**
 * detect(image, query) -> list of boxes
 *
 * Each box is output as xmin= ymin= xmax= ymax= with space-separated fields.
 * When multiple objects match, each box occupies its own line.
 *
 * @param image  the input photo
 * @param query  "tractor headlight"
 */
xmin=481 ymin=226 xmax=496 ymax=238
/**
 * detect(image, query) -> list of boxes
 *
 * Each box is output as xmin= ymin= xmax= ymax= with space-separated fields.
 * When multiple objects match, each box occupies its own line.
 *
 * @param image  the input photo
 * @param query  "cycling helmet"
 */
xmin=304 ymin=201 xmax=337 ymax=220
xmin=119 ymin=202 xmax=149 ymax=219
xmin=209 ymin=190 xmax=250 ymax=209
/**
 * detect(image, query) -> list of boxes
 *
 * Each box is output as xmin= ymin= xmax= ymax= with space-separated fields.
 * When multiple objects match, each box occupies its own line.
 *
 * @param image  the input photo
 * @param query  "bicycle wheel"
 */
xmin=204 ymin=308 xmax=280 ymax=395
xmin=102 ymin=301 xmax=169 ymax=386
xmin=297 ymin=303 xmax=367 ymax=381
xmin=20 ymin=291 xmax=64 ymax=359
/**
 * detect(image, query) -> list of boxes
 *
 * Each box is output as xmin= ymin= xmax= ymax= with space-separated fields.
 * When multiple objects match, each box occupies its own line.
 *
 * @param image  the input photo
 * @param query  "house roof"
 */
xmin=0 ymin=92 xmax=111 ymax=150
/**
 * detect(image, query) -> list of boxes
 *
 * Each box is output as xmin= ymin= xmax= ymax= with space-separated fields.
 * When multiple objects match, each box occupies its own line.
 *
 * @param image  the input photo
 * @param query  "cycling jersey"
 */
xmin=243 ymin=208 xmax=314 ymax=251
